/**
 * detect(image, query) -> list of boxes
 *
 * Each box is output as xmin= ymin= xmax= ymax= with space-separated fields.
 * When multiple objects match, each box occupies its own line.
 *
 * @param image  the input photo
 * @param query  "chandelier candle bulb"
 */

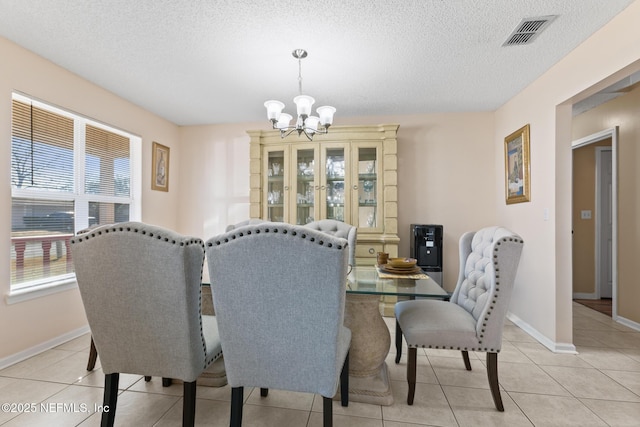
xmin=264 ymin=100 xmax=285 ymax=120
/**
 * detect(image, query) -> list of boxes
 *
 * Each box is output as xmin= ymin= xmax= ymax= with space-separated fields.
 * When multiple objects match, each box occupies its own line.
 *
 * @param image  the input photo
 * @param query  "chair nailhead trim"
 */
xmin=211 ymin=225 xmax=347 ymax=252
xmin=71 ymin=224 xmax=204 ymax=247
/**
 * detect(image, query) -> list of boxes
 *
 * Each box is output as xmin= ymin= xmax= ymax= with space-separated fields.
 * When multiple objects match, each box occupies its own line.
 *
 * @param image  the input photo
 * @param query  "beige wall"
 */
xmin=2 ymin=0 xmax=640 ymax=362
xmin=177 ymin=113 xmax=496 ymax=291
xmin=572 ymin=84 xmax=640 ymax=322
xmin=494 ymin=0 xmax=640 ymax=347
xmin=572 ymin=139 xmax=611 ymax=295
xmin=0 ymin=37 xmax=180 ymax=360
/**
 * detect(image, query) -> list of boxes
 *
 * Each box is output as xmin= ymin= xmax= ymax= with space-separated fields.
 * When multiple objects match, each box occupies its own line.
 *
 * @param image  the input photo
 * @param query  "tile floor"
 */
xmin=2 ymin=302 xmax=640 ymax=426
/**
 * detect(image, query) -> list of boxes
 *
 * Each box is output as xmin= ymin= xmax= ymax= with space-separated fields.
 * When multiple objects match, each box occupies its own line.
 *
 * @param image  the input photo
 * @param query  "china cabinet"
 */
xmin=248 ymin=124 xmax=400 ymax=267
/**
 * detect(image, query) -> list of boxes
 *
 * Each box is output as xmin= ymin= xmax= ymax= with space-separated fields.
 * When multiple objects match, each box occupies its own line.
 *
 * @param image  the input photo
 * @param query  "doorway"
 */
xmin=571 ymin=128 xmax=618 ymax=319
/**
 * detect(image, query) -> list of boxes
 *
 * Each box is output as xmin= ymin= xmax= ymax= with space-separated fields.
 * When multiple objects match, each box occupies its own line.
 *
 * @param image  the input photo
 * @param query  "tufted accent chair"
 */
xmin=303 ymin=219 xmax=357 ymax=267
xmin=205 ymin=222 xmax=351 ymax=427
xmin=394 ymin=226 xmax=524 ymax=411
xmin=71 ymin=222 xmax=223 ymax=426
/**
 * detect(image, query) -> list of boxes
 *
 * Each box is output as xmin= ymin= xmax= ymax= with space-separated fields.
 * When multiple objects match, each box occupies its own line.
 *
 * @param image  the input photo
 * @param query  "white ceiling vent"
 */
xmin=503 ymin=15 xmax=557 ymax=46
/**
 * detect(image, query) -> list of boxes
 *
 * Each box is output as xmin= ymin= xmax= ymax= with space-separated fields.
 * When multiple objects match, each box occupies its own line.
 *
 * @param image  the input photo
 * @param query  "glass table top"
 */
xmin=347 ymin=266 xmax=449 ymax=298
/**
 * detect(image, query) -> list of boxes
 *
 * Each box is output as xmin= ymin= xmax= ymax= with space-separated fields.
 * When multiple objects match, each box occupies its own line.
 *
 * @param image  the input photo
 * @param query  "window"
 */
xmin=10 ymin=93 xmax=141 ymax=294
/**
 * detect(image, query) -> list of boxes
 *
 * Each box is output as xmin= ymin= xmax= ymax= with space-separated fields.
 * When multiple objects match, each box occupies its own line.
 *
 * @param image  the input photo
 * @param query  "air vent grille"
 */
xmin=503 ymin=15 xmax=557 ymax=46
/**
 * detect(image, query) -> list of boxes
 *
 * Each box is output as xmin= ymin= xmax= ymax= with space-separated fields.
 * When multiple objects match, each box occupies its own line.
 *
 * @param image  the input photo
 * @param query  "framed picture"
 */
xmin=151 ymin=141 xmax=170 ymax=192
xmin=504 ymin=124 xmax=530 ymax=204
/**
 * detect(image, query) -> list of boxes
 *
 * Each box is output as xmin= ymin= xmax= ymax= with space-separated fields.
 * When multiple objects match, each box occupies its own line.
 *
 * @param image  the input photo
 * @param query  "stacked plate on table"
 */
xmin=378 ymin=258 xmax=422 ymax=274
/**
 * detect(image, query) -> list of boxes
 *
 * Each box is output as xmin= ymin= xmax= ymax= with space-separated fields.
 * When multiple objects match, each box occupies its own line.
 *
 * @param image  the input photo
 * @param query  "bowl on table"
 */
xmin=387 ymin=258 xmax=417 ymax=269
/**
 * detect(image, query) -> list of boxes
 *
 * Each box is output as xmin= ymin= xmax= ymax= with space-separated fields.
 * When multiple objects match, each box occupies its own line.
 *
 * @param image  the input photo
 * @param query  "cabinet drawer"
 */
xmin=356 ymin=243 xmax=384 ymax=258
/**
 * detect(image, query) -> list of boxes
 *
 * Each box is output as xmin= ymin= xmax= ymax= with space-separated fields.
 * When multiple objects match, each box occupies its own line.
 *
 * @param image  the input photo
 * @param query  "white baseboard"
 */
xmin=0 ymin=325 xmax=90 ymax=370
xmin=506 ymin=312 xmax=578 ymax=354
xmin=572 ymin=292 xmax=597 ymax=299
xmin=616 ymin=315 xmax=640 ymax=332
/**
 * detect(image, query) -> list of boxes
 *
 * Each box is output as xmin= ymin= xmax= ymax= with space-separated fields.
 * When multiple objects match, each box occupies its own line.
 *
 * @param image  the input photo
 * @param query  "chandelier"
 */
xmin=264 ymin=49 xmax=336 ymax=141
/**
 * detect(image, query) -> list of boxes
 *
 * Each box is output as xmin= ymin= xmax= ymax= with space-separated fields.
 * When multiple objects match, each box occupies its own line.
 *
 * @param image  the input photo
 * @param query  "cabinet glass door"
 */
xmin=354 ymin=144 xmax=381 ymax=231
xmin=322 ymin=146 xmax=348 ymax=222
xmin=292 ymin=147 xmax=317 ymax=225
xmin=264 ymin=148 xmax=287 ymax=222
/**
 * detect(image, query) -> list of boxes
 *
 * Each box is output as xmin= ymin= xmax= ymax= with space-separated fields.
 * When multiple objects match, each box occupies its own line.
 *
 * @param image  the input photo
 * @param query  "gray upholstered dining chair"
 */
xmin=303 ymin=219 xmax=357 ymax=267
xmin=205 ymin=222 xmax=351 ymax=427
xmin=71 ymin=222 xmax=223 ymax=427
xmin=395 ymin=226 xmax=524 ymax=411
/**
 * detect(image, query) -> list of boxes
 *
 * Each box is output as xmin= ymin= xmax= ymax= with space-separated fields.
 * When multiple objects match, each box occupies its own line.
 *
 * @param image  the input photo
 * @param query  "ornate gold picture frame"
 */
xmin=504 ymin=124 xmax=530 ymax=204
xmin=151 ymin=141 xmax=169 ymax=192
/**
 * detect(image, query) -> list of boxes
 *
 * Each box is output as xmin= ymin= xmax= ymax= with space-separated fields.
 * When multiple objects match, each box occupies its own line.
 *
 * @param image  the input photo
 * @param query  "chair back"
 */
xmin=205 ymin=223 xmax=351 ymax=397
xmin=450 ymin=226 xmax=524 ymax=349
xmin=303 ymin=219 xmax=357 ymax=266
xmin=71 ymin=222 xmax=210 ymax=382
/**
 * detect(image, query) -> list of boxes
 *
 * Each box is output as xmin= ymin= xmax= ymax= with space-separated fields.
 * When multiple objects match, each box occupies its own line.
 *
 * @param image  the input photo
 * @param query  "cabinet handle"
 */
xmin=353 ymin=185 xmax=358 ymax=190
xmin=321 ymin=185 xmax=326 ymax=190
xmin=284 ymin=186 xmax=289 ymax=190
xmin=368 ymin=247 xmax=375 ymax=254
xmin=315 ymin=185 xmax=320 ymax=190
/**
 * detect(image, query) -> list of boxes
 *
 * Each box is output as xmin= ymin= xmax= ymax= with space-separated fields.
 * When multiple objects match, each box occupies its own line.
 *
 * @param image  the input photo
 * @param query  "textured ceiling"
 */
xmin=0 ymin=0 xmax=635 ymax=125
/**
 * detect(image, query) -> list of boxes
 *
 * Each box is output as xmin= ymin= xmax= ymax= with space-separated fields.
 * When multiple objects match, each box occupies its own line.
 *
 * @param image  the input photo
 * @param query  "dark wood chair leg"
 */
xmin=162 ymin=377 xmax=173 ymax=387
xmin=230 ymin=387 xmax=243 ymax=427
xmin=260 ymin=388 xmax=269 ymax=397
xmin=407 ymin=347 xmax=417 ymax=405
xmin=486 ymin=352 xmax=504 ymax=411
xmin=322 ymin=396 xmax=333 ymax=427
xmin=183 ymin=381 xmax=197 ymax=426
xmin=340 ymin=351 xmax=349 ymax=407
xmin=102 ymin=373 xmax=119 ymax=427
xmin=461 ymin=350 xmax=472 ymax=370
xmin=87 ymin=337 xmax=98 ymax=371
xmin=395 ymin=320 xmax=403 ymax=363
xmin=144 ymin=376 xmax=151 ymax=382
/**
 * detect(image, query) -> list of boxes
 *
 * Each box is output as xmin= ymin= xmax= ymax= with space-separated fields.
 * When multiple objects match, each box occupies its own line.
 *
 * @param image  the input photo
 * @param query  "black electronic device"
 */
xmin=410 ymin=224 xmax=443 ymax=286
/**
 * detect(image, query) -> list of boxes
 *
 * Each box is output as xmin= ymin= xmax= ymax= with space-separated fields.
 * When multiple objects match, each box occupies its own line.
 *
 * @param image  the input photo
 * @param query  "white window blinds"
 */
xmin=10 ymin=94 xmax=138 ymax=290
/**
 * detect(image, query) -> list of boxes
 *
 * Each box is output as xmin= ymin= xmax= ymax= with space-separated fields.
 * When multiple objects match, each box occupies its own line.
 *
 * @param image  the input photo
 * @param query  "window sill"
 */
xmin=5 ymin=277 xmax=78 ymax=305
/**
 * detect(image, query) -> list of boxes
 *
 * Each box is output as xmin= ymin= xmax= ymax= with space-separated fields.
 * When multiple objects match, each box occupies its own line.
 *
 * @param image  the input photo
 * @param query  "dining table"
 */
xmin=200 ymin=264 xmax=449 ymax=405
xmin=340 ymin=265 xmax=450 ymax=406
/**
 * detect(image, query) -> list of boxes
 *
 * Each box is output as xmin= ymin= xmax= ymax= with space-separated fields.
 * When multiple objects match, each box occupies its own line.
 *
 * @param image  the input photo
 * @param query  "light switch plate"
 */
xmin=581 ymin=210 xmax=592 ymax=219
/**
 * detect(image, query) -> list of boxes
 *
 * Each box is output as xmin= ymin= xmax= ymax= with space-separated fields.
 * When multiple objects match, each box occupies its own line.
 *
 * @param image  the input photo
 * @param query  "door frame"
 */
xmin=571 ymin=127 xmax=618 ymax=319
xmin=595 ymin=147 xmax=612 ymax=300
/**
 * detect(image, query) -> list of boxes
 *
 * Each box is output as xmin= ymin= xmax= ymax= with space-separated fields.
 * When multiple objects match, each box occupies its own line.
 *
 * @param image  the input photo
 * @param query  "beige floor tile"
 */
xmin=386 ymin=352 xmax=438 ymax=384
xmin=0 ymin=378 xmax=68 ymax=424
xmin=586 ymin=331 xmax=640 ymax=349
xmin=601 ymin=369 xmax=640 ymax=396
xmin=477 ymin=341 xmax=533 ymax=364
xmin=580 ymin=398 xmax=640 ymax=426
xmin=381 ymin=380 xmax=457 ymax=426
xmin=240 ymin=404 xmax=310 ymax=427
xmin=509 ymin=392 xmax=607 ymax=426
xmin=383 ymin=422 xmax=440 ymax=427
xmin=496 ymin=362 xmax=571 ymax=396
xmin=73 ymin=369 xmax=143 ymax=390
xmin=502 ymin=325 xmax=538 ymax=343
xmin=193 ymin=383 xmax=233 ymax=402
xmin=0 ymin=349 xmax=76 ymax=378
xmin=309 ymin=411 xmax=384 ymax=427
xmin=1 ymin=384 xmax=103 ymax=427
xmin=91 ymin=390 xmax=180 ymax=426
xmin=442 ymin=385 xmax=533 ymax=427
xmin=54 ymin=333 xmax=92 ymax=352
xmin=154 ymin=397 xmax=230 ymax=426
xmin=618 ymin=347 xmax=640 ymax=363
xmin=513 ymin=341 xmax=592 ymax=368
xmin=21 ymin=351 xmax=96 ymax=384
xmin=313 ymin=394 xmax=382 ymax=419
xmin=245 ymin=387 xmax=314 ymax=411
xmin=576 ymin=346 xmax=640 ymax=371
xmin=541 ymin=365 xmax=640 ymax=401
xmin=428 ymin=356 xmax=492 ymax=389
